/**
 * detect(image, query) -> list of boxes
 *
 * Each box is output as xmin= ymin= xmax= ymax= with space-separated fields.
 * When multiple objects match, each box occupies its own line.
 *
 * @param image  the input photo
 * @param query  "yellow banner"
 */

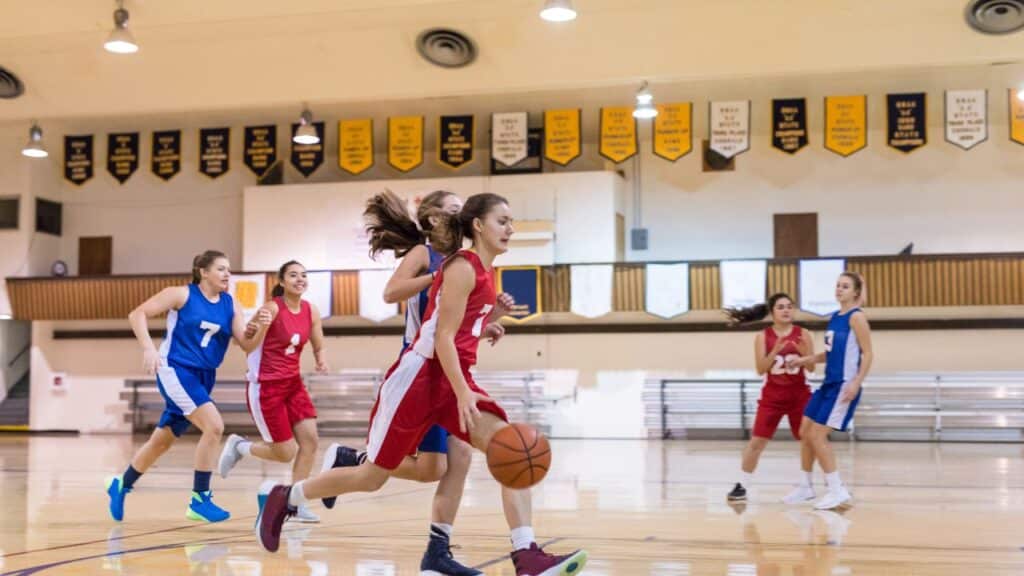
xmin=1011 ymin=90 xmax=1024 ymax=146
xmin=544 ymin=109 xmax=581 ymax=166
xmin=388 ymin=116 xmax=424 ymax=172
xmin=338 ymin=119 xmax=374 ymax=175
xmin=653 ymin=103 xmax=692 ymax=161
xmin=824 ymin=96 xmax=867 ymax=157
xmin=599 ymin=107 xmax=637 ymax=163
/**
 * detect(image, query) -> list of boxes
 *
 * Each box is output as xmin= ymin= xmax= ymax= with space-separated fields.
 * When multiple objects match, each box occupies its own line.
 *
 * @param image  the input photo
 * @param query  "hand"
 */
xmin=244 ymin=322 xmax=258 ymax=339
xmin=315 ymin=357 xmax=329 ymax=373
xmin=493 ymin=292 xmax=515 ymax=319
xmin=840 ymin=383 xmax=861 ymax=403
xmin=142 ymin=348 xmax=160 ymax=376
xmin=770 ymin=336 xmax=790 ymax=356
xmin=482 ymin=322 xmax=505 ymax=346
xmin=255 ymin=308 xmax=273 ymax=326
xmin=456 ymin=388 xmax=490 ymax=434
xmin=786 ymin=355 xmax=810 ymax=371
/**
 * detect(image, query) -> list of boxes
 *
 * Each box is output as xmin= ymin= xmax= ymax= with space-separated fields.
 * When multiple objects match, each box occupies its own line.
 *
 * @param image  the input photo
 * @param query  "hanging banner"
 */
xmin=64 ymin=135 xmax=94 ymax=185
xmin=358 ymin=269 xmax=398 ymax=322
xmin=491 ymin=112 xmax=529 ymax=167
xmin=152 ymin=130 xmax=182 ymax=181
xmin=491 ymin=128 xmax=542 ymax=174
xmin=570 ymin=264 xmax=614 ymax=319
xmin=107 ymin=132 xmax=139 ymax=184
xmin=645 ymin=263 xmax=690 ymax=319
xmin=720 ymin=260 xmax=767 ymax=309
xmin=887 ymin=92 xmax=926 ymax=153
xmin=387 ymin=116 xmax=424 ymax=172
xmin=1010 ymin=89 xmax=1024 ymax=146
xmin=229 ymin=274 xmax=267 ymax=322
xmin=243 ymin=125 xmax=277 ymax=177
xmin=771 ymin=98 xmax=808 ymax=154
xmin=599 ymin=107 xmax=638 ymax=163
xmin=496 ymin=266 xmax=542 ymax=322
xmin=438 ymin=115 xmax=475 ymax=169
xmin=290 ymin=121 xmax=325 ymax=177
xmin=304 ymin=271 xmax=333 ymax=319
xmin=653 ymin=103 xmax=692 ymax=161
xmin=709 ymin=100 xmax=751 ymax=159
xmin=199 ymin=127 xmax=230 ymax=178
xmin=338 ymin=119 xmax=374 ymax=175
xmin=824 ymin=95 xmax=867 ymax=157
xmin=944 ymin=90 xmax=987 ymax=150
xmin=799 ymin=259 xmax=846 ymax=316
xmin=544 ymin=109 xmax=581 ymax=166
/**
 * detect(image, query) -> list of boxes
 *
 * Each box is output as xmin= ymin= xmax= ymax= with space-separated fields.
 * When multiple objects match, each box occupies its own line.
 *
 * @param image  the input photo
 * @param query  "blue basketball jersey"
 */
xmin=403 ymin=245 xmax=445 ymax=348
xmin=159 ymin=284 xmax=235 ymax=370
xmin=823 ymin=308 xmax=862 ymax=384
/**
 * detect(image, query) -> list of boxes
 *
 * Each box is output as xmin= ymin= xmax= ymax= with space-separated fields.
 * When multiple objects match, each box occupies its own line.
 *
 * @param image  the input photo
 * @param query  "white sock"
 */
xmin=740 ymin=471 xmax=753 ymax=486
xmin=801 ymin=470 xmax=813 ymax=487
xmin=510 ymin=526 xmax=535 ymax=551
xmin=431 ymin=523 xmax=453 ymax=539
xmin=825 ymin=471 xmax=842 ymax=490
xmin=237 ymin=441 xmax=253 ymax=457
xmin=288 ymin=482 xmax=308 ymax=508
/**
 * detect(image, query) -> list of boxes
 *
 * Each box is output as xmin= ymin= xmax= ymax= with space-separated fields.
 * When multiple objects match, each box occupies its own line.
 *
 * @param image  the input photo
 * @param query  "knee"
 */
xmin=296 ymin=433 xmax=318 ymax=455
xmin=419 ymin=457 xmax=447 ymax=483
xmin=270 ymin=442 xmax=298 ymax=462
xmin=446 ymin=439 xmax=474 ymax=474
xmin=204 ymin=421 xmax=225 ymax=439
xmin=748 ymin=438 xmax=768 ymax=454
xmin=365 ymin=466 xmax=390 ymax=491
xmin=153 ymin=434 xmax=175 ymax=452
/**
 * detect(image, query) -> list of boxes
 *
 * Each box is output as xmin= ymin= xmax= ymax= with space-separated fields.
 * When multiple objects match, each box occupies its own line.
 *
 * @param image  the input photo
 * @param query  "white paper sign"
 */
xmin=720 ymin=260 xmax=766 ymax=309
xmin=645 ymin=263 xmax=690 ymax=319
xmin=492 ymin=112 xmax=529 ymax=166
xmin=945 ymin=90 xmax=988 ymax=150
xmin=304 ymin=271 xmax=333 ymax=318
xmin=799 ymin=259 xmax=846 ymax=316
xmin=709 ymin=100 xmax=751 ymax=158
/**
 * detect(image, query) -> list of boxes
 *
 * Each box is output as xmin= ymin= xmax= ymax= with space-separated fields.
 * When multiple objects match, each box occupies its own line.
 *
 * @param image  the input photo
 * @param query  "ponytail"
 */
xmin=724 ymin=292 xmax=793 ymax=325
xmin=363 ymin=189 xmax=425 ymax=259
xmin=191 ymin=250 xmax=227 ymax=284
xmin=431 ymin=193 xmax=508 ymax=255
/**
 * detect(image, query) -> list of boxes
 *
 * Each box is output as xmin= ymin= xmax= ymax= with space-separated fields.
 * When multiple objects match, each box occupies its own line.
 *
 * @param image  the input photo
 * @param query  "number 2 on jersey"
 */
xmin=285 ymin=333 xmax=300 ymax=355
xmin=471 ymin=305 xmax=494 ymax=337
xmin=771 ymin=354 xmax=802 ymax=375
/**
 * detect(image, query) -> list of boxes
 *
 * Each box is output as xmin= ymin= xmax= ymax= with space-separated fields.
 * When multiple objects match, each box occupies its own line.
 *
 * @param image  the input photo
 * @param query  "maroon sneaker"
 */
xmin=510 ymin=543 xmax=588 ymax=576
xmin=255 ymin=484 xmax=295 ymax=553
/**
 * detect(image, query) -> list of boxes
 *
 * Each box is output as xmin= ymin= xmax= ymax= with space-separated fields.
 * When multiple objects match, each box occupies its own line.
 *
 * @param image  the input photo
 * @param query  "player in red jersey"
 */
xmin=724 ymin=293 xmax=817 ymax=504
xmin=217 ymin=260 xmax=327 ymax=522
xmin=255 ymin=193 xmax=588 ymax=576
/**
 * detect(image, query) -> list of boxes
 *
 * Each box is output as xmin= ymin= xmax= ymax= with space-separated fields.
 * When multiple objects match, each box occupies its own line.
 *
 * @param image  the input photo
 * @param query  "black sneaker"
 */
xmin=319 ymin=443 xmax=363 ymax=509
xmin=419 ymin=529 xmax=482 ymax=576
xmin=727 ymin=482 xmax=747 ymax=502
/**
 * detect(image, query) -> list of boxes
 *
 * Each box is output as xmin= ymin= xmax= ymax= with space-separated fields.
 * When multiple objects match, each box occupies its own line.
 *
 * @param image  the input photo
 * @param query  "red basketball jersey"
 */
xmin=411 ymin=249 xmax=495 ymax=367
xmin=247 ymin=297 xmax=312 ymax=382
xmin=763 ymin=325 xmax=807 ymax=387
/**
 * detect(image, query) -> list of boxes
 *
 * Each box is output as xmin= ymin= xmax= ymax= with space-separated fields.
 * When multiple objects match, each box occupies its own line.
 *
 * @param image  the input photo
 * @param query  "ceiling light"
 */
xmin=293 ymin=108 xmax=320 ymax=145
xmin=540 ymin=0 xmax=577 ymax=22
xmin=21 ymin=123 xmax=48 ymax=158
xmin=633 ymin=81 xmax=658 ymax=119
xmin=104 ymin=1 xmax=139 ymax=54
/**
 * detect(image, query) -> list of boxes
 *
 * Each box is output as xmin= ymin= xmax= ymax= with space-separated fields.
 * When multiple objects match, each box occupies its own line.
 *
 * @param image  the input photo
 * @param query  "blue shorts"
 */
xmin=418 ymin=424 xmax=449 ymax=454
xmin=155 ymin=361 xmax=216 ymax=437
xmin=804 ymin=381 xmax=862 ymax=432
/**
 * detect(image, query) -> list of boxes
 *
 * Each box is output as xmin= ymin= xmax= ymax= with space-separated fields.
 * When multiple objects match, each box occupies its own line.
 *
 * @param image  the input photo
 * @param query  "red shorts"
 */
xmin=752 ymin=383 xmax=811 ymax=440
xmin=246 ymin=375 xmax=317 ymax=443
xmin=366 ymin=351 xmax=508 ymax=470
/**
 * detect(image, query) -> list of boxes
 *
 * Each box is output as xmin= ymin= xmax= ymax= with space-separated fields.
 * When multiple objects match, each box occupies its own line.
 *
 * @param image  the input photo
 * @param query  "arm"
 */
xmin=840 ymin=313 xmax=874 ymax=402
xmin=799 ymin=329 xmax=816 ymax=375
xmin=308 ymin=303 xmax=328 ymax=373
xmin=233 ymin=301 xmax=275 ymax=354
xmin=128 ymin=286 xmax=188 ymax=375
xmin=479 ymin=292 xmax=515 ymax=346
xmin=382 ymin=244 xmax=433 ymax=304
xmin=433 ymin=258 xmax=489 ymax=433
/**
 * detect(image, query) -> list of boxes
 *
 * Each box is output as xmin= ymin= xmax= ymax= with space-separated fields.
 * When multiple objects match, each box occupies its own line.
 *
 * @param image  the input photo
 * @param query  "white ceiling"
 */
xmin=1 ymin=0 xmax=1023 ymax=122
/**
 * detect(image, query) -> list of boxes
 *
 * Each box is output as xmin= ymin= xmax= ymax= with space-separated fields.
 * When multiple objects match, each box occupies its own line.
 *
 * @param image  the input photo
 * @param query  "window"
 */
xmin=0 ymin=197 xmax=18 ymax=229
xmin=35 ymin=198 xmax=62 ymax=236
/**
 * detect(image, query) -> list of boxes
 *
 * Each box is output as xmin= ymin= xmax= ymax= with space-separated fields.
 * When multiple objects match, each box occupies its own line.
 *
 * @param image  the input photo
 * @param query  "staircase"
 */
xmin=0 ymin=373 xmax=30 ymax=428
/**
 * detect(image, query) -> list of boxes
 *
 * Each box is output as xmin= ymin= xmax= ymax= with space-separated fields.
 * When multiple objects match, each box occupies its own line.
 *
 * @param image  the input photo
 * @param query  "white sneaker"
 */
xmin=289 ymin=504 xmax=321 ymax=523
xmin=217 ymin=434 xmax=246 ymax=479
xmin=782 ymin=483 xmax=817 ymax=505
xmin=813 ymin=486 xmax=852 ymax=510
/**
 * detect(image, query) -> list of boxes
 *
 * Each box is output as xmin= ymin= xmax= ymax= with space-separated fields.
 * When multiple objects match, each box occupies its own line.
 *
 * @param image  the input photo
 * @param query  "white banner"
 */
xmin=945 ymin=90 xmax=988 ymax=150
xmin=645 ymin=263 xmax=690 ymax=319
xmin=720 ymin=260 xmax=766 ymax=309
xmin=229 ymin=274 xmax=267 ymax=321
xmin=304 ymin=271 xmax=333 ymax=319
xmin=709 ymin=100 xmax=751 ymax=158
xmin=492 ymin=112 xmax=529 ymax=167
xmin=358 ymin=269 xmax=398 ymax=322
xmin=570 ymin=264 xmax=614 ymax=319
xmin=799 ymin=259 xmax=846 ymax=316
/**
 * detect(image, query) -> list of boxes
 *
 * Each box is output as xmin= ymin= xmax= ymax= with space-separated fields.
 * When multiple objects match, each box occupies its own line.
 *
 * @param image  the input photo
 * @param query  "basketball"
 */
xmin=486 ymin=423 xmax=552 ymax=489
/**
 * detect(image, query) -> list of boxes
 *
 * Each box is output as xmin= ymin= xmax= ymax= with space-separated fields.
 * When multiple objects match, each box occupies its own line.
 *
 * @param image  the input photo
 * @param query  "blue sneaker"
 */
xmin=186 ymin=491 xmax=231 ymax=523
xmin=420 ymin=529 xmax=482 ymax=576
xmin=105 ymin=475 xmax=130 ymax=522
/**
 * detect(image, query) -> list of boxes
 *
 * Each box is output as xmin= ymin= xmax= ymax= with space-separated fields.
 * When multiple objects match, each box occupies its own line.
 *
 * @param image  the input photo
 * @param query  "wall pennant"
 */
xmin=1009 ymin=89 xmax=1024 ymax=146
xmin=599 ymin=107 xmax=638 ymax=163
xmin=824 ymin=95 xmax=867 ymax=157
xmin=887 ymin=92 xmax=927 ymax=153
xmin=290 ymin=121 xmax=325 ymax=177
xmin=709 ymin=100 xmax=750 ymax=159
xmin=387 ymin=116 xmax=424 ymax=172
xmin=199 ymin=127 xmax=230 ymax=178
xmin=543 ymin=109 xmax=581 ymax=166
xmin=491 ymin=112 xmax=529 ymax=167
xmin=653 ymin=103 xmax=692 ymax=162
xmin=338 ymin=119 xmax=374 ymax=175
xmin=771 ymin=98 xmax=808 ymax=154
xmin=152 ymin=130 xmax=181 ymax=181
xmin=64 ymin=135 xmax=94 ymax=185
xmin=243 ymin=125 xmax=277 ymax=177
xmin=107 ymin=132 xmax=139 ymax=184
xmin=438 ymin=115 xmax=475 ymax=169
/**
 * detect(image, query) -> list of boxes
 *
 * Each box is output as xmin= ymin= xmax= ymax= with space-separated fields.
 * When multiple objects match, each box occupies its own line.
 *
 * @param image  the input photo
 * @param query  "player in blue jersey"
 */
xmin=787 ymin=272 xmax=874 ymax=510
xmin=105 ymin=250 xmax=266 ymax=523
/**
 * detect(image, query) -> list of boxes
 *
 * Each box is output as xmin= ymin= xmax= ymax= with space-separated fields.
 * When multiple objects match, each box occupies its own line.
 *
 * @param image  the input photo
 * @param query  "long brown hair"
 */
xmin=431 ymin=193 xmax=509 ymax=255
xmin=841 ymin=271 xmax=867 ymax=306
xmin=191 ymin=250 xmax=227 ymax=284
xmin=363 ymin=189 xmax=457 ymax=258
xmin=724 ymin=292 xmax=793 ymax=325
xmin=271 ymin=260 xmax=303 ymax=298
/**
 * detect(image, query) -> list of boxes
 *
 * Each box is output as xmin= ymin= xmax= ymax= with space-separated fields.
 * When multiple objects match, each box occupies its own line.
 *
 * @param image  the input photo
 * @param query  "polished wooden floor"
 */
xmin=1 ymin=435 xmax=1023 ymax=575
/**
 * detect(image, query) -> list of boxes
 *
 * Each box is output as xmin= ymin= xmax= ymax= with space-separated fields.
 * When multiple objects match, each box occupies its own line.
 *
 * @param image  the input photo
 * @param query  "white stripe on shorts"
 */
xmin=157 ymin=364 xmax=198 ymax=415
xmin=247 ymin=378 xmax=274 ymax=442
xmin=366 ymin=351 xmax=426 ymax=465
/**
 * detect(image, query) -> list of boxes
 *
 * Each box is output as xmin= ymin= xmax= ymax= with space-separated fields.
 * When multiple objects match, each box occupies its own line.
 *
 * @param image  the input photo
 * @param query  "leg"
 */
xmin=797 ymin=416 xmax=815 ymax=473
xmin=783 ymin=416 xmax=819 ymax=504
xmin=389 ymin=452 xmax=447 ymax=483
xmin=432 ymin=436 xmax=473 ymax=526
xmin=250 ymin=440 xmax=299 ymax=463
xmin=106 ymin=424 xmax=180 ymax=522
xmin=741 ymin=436 xmax=770 ymax=474
xmin=131 ymin=426 xmax=177 ymax=473
xmin=806 ymin=421 xmax=836 ymax=474
xmin=291 ymin=419 xmax=319 ymax=482
xmin=187 ymin=403 xmax=224 ymax=473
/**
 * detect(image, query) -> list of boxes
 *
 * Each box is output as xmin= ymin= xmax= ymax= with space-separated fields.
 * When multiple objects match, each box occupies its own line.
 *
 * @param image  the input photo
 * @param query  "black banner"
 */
xmin=64 ymin=135 xmax=94 ymax=185
xmin=152 ymin=130 xmax=181 ymax=181
xmin=438 ymin=115 xmax=474 ymax=169
xmin=887 ymin=92 xmax=927 ymax=153
xmin=199 ymin=127 xmax=231 ymax=178
xmin=290 ymin=121 xmax=324 ymax=177
xmin=107 ymin=132 xmax=139 ymax=184
xmin=243 ymin=125 xmax=277 ymax=177
xmin=771 ymin=98 xmax=808 ymax=154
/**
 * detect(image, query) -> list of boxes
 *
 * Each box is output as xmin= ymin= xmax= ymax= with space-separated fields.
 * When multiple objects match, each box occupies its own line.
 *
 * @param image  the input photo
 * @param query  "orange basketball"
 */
xmin=486 ymin=423 xmax=552 ymax=489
